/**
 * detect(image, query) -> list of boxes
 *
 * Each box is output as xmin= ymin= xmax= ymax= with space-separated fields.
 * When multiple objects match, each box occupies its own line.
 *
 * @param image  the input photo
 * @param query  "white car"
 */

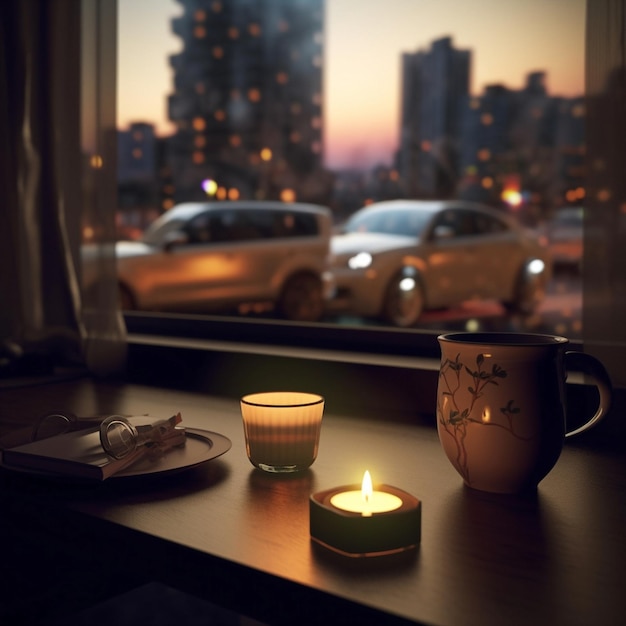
xmin=84 ymin=201 xmax=334 ymax=322
xmin=328 ymin=200 xmax=551 ymax=327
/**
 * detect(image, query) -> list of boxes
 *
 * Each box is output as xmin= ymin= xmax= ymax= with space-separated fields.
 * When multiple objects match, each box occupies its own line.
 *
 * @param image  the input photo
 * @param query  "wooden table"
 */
xmin=1 ymin=377 xmax=625 ymax=625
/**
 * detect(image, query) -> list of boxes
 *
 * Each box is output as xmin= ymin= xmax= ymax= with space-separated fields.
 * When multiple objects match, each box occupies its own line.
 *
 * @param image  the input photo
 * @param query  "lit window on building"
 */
xmin=163 ymin=184 xmax=175 ymax=195
xmin=311 ymin=141 xmax=321 ymax=154
xmin=194 ymin=10 xmax=206 ymax=21
xmin=194 ymin=136 xmax=206 ymax=148
xmin=276 ymin=72 xmax=288 ymax=85
xmin=214 ymin=110 xmax=226 ymax=121
xmin=211 ymin=1 xmax=222 ymax=13
xmin=421 ymin=140 xmax=432 ymax=152
xmin=248 ymin=88 xmax=261 ymax=103
xmin=389 ymin=170 xmax=399 ymax=181
xmin=477 ymin=148 xmax=491 ymax=161
xmin=565 ymin=189 xmax=578 ymax=203
xmin=249 ymin=153 xmax=260 ymax=165
xmin=213 ymin=46 xmax=224 ymax=59
xmin=228 ymin=27 xmax=239 ymax=39
xmin=311 ymin=116 xmax=322 ymax=129
xmin=192 ymin=151 xmax=205 ymax=164
xmin=132 ymin=130 xmax=143 ymax=141
xmin=280 ymin=189 xmax=296 ymax=203
xmin=312 ymin=93 xmax=321 ymax=106
xmin=572 ymin=104 xmax=585 ymax=117
xmin=290 ymin=131 xmax=301 ymax=143
xmin=194 ymin=26 xmax=206 ymax=39
xmin=481 ymin=176 xmax=494 ymax=189
xmin=193 ymin=117 xmax=206 ymax=131
xmin=90 ymin=155 xmax=103 ymax=169
xmin=248 ymin=23 xmax=261 ymax=37
xmin=132 ymin=148 xmax=143 ymax=159
xmin=195 ymin=83 xmax=205 ymax=94
xmin=597 ymin=189 xmax=611 ymax=202
xmin=469 ymin=98 xmax=480 ymax=110
xmin=229 ymin=135 xmax=242 ymax=147
xmin=481 ymin=113 xmax=493 ymax=125
xmin=260 ymin=148 xmax=272 ymax=161
xmin=162 ymin=198 xmax=175 ymax=210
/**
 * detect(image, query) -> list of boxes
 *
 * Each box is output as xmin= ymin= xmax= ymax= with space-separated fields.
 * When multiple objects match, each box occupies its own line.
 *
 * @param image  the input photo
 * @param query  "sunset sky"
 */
xmin=118 ymin=0 xmax=585 ymax=169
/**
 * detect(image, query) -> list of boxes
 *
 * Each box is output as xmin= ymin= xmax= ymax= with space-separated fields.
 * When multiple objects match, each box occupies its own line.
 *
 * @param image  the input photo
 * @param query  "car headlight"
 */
xmin=527 ymin=259 xmax=546 ymax=275
xmin=399 ymin=277 xmax=416 ymax=292
xmin=347 ymin=251 xmax=373 ymax=270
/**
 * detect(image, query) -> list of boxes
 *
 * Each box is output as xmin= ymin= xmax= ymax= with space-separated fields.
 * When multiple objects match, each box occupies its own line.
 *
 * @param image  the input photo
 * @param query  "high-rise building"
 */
xmin=398 ymin=37 xmax=470 ymax=198
xmin=457 ymin=72 xmax=580 ymax=214
xmin=117 ymin=122 xmax=161 ymax=230
xmin=166 ymin=0 xmax=330 ymax=205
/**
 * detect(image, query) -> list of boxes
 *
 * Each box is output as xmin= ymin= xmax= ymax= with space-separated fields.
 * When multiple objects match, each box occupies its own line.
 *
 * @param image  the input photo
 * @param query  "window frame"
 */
xmin=111 ymin=0 xmax=626 ymax=392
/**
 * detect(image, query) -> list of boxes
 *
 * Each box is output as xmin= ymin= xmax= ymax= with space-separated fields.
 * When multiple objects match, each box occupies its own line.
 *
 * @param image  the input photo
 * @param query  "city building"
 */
xmin=166 ymin=0 xmax=332 ymax=206
xmin=117 ymin=122 xmax=163 ymax=235
xmin=456 ymin=72 xmax=584 ymax=220
xmin=397 ymin=41 xmax=585 ymax=221
xmin=398 ymin=36 xmax=471 ymax=198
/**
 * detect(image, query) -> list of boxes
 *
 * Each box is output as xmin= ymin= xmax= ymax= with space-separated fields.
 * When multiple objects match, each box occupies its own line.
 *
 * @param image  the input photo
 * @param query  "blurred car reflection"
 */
xmin=328 ymin=200 xmax=552 ymax=327
xmin=544 ymin=206 xmax=583 ymax=271
xmin=85 ymin=201 xmax=333 ymax=322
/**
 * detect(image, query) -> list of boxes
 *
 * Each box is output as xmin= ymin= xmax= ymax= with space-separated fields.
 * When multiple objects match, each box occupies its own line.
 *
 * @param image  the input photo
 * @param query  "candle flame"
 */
xmin=361 ymin=470 xmax=373 ymax=503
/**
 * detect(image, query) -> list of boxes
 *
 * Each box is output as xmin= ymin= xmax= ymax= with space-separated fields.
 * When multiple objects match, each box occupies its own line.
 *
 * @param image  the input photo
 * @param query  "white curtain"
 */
xmin=0 ymin=0 xmax=126 ymax=380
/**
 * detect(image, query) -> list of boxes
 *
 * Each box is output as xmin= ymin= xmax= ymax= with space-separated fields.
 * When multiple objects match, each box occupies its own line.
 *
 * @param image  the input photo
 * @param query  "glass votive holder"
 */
xmin=240 ymin=391 xmax=325 ymax=473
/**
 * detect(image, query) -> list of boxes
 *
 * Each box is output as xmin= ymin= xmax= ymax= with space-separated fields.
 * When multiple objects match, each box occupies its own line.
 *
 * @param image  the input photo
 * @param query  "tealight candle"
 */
xmin=310 ymin=471 xmax=421 ymax=557
xmin=329 ymin=471 xmax=402 ymax=516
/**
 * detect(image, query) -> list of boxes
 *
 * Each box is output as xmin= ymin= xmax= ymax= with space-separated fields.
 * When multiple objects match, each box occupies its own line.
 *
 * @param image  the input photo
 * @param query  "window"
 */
xmin=113 ymin=1 xmax=626 ymax=387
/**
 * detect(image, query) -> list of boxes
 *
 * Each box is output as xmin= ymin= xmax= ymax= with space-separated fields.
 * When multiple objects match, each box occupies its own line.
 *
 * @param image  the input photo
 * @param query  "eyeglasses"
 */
xmin=32 ymin=411 xmax=185 ymax=459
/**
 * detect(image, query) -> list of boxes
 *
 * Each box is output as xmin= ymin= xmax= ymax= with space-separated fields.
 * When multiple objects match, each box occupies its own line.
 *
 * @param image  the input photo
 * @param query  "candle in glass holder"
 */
xmin=241 ymin=391 xmax=324 ymax=473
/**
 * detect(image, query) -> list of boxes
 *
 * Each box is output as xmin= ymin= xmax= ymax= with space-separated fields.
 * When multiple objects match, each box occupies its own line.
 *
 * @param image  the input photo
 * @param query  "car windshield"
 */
xmin=141 ymin=215 xmax=188 ymax=245
xmin=343 ymin=208 xmax=432 ymax=237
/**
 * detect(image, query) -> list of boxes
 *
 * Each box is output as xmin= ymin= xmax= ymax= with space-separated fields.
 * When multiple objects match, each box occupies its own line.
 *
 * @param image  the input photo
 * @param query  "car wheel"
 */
xmin=277 ymin=273 xmax=324 ymax=322
xmin=119 ymin=284 xmax=136 ymax=311
xmin=380 ymin=269 xmax=424 ymax=327
xmin=503 ymin=262 xmax=547 ymax=314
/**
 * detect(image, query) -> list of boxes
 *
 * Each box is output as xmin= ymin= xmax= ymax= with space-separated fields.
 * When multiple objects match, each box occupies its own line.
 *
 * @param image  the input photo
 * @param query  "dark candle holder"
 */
xmin=310 ymin=484 xmax=421 ymax=557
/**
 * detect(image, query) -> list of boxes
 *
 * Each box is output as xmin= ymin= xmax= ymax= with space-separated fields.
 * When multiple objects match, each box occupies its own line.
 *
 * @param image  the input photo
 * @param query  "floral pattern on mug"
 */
xmin=437 ymin=352 xmax=535 ymax=485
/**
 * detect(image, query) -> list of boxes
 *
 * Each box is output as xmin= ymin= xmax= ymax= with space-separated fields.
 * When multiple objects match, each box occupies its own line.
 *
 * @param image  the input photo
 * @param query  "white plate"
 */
xmin=112 ymin=428 xmax=232 ymax=478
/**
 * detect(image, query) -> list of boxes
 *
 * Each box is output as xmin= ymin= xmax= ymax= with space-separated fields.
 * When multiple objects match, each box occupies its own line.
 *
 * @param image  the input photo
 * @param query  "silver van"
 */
xmin=108 ymin=201 xmax=333 ymax=322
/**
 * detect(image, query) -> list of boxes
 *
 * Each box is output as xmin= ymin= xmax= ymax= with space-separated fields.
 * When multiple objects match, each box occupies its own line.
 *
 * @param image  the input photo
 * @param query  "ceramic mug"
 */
xmin=436 ymin=332 xmax=612 ymax=494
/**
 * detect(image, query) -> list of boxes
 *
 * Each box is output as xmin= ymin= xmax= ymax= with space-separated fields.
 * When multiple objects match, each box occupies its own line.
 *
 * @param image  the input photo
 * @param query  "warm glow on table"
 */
xmin=329 ymin=471 xmax=403 ymax=516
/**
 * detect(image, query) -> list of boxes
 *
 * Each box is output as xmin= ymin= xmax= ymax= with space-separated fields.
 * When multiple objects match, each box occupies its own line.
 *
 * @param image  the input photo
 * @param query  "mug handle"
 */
xmin=564 ymin=351 xmax=613 ymax=437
